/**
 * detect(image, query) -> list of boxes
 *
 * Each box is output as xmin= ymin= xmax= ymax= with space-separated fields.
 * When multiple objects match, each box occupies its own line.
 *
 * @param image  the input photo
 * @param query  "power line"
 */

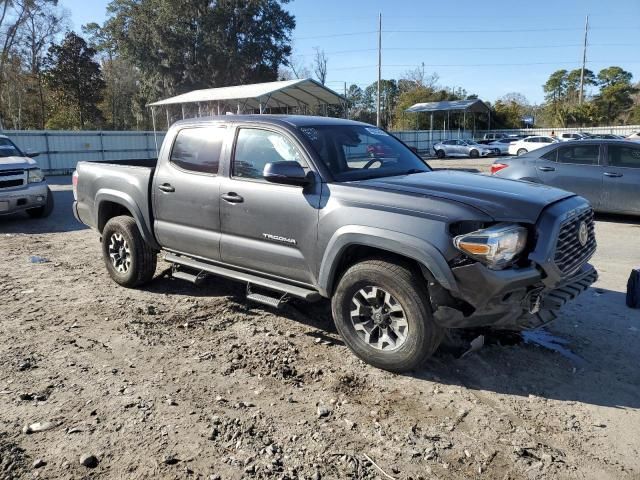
xmin=294 ymin=26 xmax=638 ymax=40
xmin=293 ymin=43 xmax=639 ymax=57
xmin=330 ymin=60 xmax=640 ymax=71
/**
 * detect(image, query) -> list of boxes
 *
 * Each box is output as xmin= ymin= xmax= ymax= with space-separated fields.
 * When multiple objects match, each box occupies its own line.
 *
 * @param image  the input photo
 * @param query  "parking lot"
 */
xmin=0 ymin=173 xmax=639 ymax=479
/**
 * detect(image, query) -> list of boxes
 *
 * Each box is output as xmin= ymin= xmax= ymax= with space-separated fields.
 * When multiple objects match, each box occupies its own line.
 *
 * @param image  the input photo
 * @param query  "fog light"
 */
xmin=36 ymin=196 xmax=44 ymax=201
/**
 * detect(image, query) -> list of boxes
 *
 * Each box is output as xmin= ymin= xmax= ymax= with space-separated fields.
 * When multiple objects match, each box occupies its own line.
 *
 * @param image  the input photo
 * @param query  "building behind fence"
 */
xmin=3 ymin=124 xmax=639 ymax=173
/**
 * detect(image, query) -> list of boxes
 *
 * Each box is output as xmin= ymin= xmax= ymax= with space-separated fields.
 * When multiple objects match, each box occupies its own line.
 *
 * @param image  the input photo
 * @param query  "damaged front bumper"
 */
xmin=431 ymin=261 xmax=598 ymax=330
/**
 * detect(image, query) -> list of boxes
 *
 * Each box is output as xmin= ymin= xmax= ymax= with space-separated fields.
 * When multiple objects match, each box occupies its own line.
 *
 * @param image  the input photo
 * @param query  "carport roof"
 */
xmin=147 ymin=78 xmax=345 ymax=110
xmin=405 ymin=99 xmax=490 ymax=113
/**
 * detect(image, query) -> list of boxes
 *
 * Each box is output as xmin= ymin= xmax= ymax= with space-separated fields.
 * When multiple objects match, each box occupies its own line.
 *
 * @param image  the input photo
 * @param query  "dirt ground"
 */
xmin=0 ymin=174 xmax=639 ymax=480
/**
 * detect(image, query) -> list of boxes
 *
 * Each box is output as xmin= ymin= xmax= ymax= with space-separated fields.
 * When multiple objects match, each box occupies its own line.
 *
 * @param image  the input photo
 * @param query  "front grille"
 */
xmin=0 ymin=169 xmax=25 ymax=189
xmin=0 ymin=169 xmax=24 ymax=176
xmin=554 ymin=208 xmax=596 ymax=275
xmin=0 ymin=179 xmax=23 ymax=188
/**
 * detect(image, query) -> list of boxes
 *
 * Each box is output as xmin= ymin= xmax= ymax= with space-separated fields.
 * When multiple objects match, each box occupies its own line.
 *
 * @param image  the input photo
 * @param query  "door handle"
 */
xmin=537 ymin=166 xmax=555 ymax=172
xmin=158 ymin=183 xmax=175 ymax=192
xmin=221 ymin=192 xmax=244 ymax=203
xmin=603 ymin=172 xmax=623 ymax=178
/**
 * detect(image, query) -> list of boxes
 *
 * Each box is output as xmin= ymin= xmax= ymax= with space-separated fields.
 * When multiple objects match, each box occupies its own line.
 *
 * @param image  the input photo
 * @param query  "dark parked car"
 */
xmin=492 ymin=139 xmax=640 ymax=215
xmin=73 ymin=115 xmax=597 ymax=372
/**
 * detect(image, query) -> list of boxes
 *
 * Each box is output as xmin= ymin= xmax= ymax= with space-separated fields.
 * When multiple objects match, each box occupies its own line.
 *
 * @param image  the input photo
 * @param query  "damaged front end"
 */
xmin=428 ymin=197 xmax=598 ymax=330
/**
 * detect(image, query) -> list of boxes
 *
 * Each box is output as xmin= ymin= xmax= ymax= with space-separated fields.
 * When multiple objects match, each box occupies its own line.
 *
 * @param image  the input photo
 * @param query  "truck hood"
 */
xmin=0 ymin=156 xmax=38 ymax=171
xmin=354 ymin=170 xmax=574 ymax=222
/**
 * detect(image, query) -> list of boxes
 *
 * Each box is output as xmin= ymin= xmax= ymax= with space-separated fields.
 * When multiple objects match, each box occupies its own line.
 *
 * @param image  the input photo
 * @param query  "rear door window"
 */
xmin=541 ymin=149 xmax=558 ymax=161
xmin=557 ymin=145 xmax=600 ymax=165
xmin=607 ymin=144 xmax=640 ymax=168
xmin=170 ymin=126 xmax=226 ymax=174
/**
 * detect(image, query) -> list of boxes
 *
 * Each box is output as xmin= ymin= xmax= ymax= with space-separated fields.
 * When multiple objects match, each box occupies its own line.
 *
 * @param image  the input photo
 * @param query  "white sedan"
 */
xmin=508 ymin=136 xmax=559 ymax=156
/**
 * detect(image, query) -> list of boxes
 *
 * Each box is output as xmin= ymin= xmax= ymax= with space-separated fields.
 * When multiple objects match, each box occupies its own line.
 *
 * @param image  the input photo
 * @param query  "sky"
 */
xmin=61 ymin=0 xmax=640 ymax=104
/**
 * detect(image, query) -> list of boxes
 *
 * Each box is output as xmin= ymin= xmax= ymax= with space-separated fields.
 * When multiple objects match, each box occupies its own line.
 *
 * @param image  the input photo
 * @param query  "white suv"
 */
xmin=508 ymin=136 xmax=558 ymax=156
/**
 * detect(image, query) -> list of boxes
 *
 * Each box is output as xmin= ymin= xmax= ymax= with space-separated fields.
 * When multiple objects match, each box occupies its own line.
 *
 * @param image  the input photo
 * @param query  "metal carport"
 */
xmin=405 ymin=99 xmax=492 ymax=136
xmin=147 ymin=78 xmax=346 ymax=128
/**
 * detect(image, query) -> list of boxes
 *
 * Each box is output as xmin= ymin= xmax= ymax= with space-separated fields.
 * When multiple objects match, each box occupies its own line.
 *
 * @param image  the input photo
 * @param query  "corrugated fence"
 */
xmin=3 ymin=130 xmax=166 ymax=174
xmin=3 ymin=124 xmax=639 ymax=173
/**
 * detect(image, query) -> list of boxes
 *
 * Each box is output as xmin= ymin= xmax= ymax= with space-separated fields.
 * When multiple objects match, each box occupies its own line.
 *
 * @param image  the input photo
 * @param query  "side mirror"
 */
xmin=263 ymin=161 xmax=311 ymax=186
xmin=25 ymin=150 xmax=40 ymax=158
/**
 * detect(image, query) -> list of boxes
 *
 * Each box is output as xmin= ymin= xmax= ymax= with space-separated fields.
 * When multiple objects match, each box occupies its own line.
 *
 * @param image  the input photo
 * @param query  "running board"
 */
xmin=246 ymin=284 xmax=288 ymax=309
xmin=164 ymin=253 xmax=321 ymax=301
xmin=172 ymin=269 xmax=207 ymax=286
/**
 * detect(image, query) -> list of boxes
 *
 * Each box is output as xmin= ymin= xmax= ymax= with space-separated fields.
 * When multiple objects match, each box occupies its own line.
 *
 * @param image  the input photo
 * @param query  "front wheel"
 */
xmin=102 ymin=215 xmax=157 ymax=288
xmin=435 ymin=149 xmax=445 ymax=159
xmin=331 ymin=258 xmax=444 ymax=372
xmin=469 ymin=149 xmax=479 ymax=158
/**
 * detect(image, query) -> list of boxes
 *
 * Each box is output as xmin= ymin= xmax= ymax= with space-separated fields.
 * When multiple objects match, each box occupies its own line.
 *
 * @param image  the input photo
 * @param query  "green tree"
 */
xmin=363 ymin=79 xmax=398 ymax=129
xmin=104 ymin=0 xmax=295 ymax=103
xmin=566 ymin=68 xmax=596 ymax=104
xmin=542 ymin=69 xmax=568 ymax=126
xmin=44 ymin=31 xmax=105 ymax=129
xmin=595 ymin=66 xmax=637 ymax=124
xmin=493 ymin=92 xmax=530 ymax=129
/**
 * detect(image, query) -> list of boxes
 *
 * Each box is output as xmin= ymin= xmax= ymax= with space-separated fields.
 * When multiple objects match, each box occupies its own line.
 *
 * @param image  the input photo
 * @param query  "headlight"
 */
xmin=28 ymin=168 xmax=44 ymax=183
xmin=453 ymin=223 xmax=527 ymax=269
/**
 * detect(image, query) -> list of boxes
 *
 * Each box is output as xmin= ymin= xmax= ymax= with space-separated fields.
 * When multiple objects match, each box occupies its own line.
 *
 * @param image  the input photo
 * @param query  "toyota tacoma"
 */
xmin=73 ymin=116 xmax=597 ymax=371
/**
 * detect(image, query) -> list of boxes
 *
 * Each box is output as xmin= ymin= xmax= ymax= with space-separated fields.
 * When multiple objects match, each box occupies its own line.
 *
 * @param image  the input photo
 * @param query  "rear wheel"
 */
xmin=469 ymin=149 xmax=479 ymax=158
xmin=517 ymin=148 xmax=528 ymax=156
xmin=26 ymin=187 xmax=54 ymax=218
xmin=435 ymin=149 xmax=445 ymax=158
xmin=331 ymin=258 xmax=445 ymax=372
xmin=102 ymin=216 xmax=157 ymax=288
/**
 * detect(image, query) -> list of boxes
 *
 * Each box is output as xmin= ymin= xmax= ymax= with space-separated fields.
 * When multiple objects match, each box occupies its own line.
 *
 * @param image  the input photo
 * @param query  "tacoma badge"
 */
xmin=262 ymin=233 xmax=297 ymax=245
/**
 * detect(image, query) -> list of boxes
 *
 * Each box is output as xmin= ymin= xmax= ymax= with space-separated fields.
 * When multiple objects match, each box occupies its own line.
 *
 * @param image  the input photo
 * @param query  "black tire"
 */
xmin=331 ymin=258 xmax=445 ymax=372
xmin=102 ymin=215 xmax=157 ymax=288
xmin=517 ymin=148 xmax=528 ymax=156
xmin=26 ymin=187 xmax=54 ymax=218
xmin=469 ymin=149 xmax=479 ymax=158
xmin=435 ymin=149 xmax=445 ymax=159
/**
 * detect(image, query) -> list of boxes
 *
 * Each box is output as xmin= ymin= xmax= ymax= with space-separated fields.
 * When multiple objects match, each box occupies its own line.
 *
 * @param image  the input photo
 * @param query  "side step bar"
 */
xmin=246 ymin=284 xmax=289 ymax=309
xmin=164 ymin=253 xmax=321 ymax=302
xmin=172 ymin=269 xmax=207 ymax=286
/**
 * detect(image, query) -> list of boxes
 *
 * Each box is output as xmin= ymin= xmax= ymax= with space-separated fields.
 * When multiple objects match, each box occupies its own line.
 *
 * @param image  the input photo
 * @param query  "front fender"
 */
xmin=95 ymin=189 xmax=159 ymax=250
xmin=317 ymin=225 xmax=458 ymax=297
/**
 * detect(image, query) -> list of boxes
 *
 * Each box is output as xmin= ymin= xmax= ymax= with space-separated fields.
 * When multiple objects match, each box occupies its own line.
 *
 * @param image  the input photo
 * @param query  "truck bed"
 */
xmin=74 ymin=160 xmax=157 ymax=246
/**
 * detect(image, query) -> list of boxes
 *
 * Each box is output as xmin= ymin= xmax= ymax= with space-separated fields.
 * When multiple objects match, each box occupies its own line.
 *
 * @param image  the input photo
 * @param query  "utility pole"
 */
xmin=344 ymin=81 xmax=348 ymax=119
xmin=376 ymin=12 xmax=382 ymax=127
xmin=578 ymin=14 xmax=589 ymax=104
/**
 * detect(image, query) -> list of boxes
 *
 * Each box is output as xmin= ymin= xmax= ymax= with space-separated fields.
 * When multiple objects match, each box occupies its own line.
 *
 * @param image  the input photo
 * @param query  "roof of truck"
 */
xmin=172 ymin=114 xmax=373 ymax=129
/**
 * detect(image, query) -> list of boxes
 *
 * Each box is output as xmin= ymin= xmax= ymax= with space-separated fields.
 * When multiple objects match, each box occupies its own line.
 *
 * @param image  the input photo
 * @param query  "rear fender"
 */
xmin=318 ymin=226 xmax=458 ymax=297
xmin=95 ymin=189 xmax=159 ymax=250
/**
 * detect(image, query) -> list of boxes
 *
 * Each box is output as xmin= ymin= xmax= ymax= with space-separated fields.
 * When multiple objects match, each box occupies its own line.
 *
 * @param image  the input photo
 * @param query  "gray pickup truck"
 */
xmin=0 ymin=135 xmax=53 ymax=218
xmin=73 ymin=115 xmax=597 ymax=371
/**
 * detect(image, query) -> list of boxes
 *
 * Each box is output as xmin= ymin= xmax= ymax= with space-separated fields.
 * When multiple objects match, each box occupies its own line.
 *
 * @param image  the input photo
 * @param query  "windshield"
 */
xmin=0 ymin=138 xmax=22 ymax=158
xmin=299 ymin=125 xmax=430 ymax=181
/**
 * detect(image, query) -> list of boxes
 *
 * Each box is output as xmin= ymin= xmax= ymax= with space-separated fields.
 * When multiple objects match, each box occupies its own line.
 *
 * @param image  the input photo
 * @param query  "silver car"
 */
xmin=488 ymin=137 xmax=519 ymax=155
xmin=433 ymin=139 xmax=498 ymax=158
xmin=491 ymin=139 xmax=640 ymax=215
